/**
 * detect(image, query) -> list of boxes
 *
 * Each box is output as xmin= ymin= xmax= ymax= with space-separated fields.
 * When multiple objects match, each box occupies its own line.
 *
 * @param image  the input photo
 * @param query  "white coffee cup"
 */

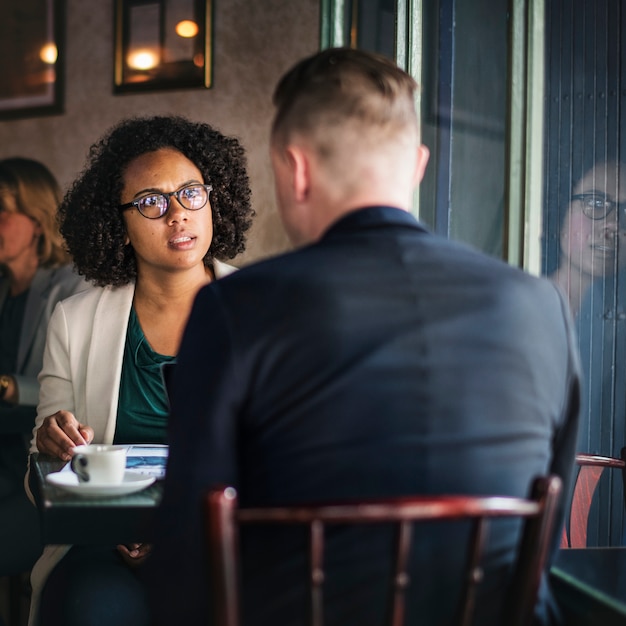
xmin=70 ymin=445 xmax=127 ymax=485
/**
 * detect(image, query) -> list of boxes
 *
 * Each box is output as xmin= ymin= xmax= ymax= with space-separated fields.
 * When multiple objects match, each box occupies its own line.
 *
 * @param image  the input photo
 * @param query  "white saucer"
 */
xmin=46 ymin=471 xmax=155 ymax=497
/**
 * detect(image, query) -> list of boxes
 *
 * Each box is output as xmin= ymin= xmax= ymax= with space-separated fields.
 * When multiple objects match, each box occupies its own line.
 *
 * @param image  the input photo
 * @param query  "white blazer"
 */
xmin=26 ymin=259 xmax=236 ymax=626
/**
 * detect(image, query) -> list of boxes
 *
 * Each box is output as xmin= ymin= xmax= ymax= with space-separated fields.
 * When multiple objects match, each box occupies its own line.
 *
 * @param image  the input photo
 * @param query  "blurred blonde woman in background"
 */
xmin=0 ymin=158 xmax=87 ymax=586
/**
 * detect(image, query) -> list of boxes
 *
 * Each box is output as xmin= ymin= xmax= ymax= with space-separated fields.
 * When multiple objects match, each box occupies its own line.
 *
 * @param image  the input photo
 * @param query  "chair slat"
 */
xmin=310 ymin=519 xmax=325 ymax=626
xmin=504 ymin=475 xmax=562 ymax=626
xmin=207 ymin=488 xmax=241 ymax=626
xmin=456 ymin=517 xmax=488 ymax=626
xmin=389 ymin=520 xmax=412 ymax=626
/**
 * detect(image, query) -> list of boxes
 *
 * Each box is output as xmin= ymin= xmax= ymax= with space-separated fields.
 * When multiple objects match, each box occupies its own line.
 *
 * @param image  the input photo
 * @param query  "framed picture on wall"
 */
xmin=0 ymin=0 xmax=64 ymax=120
xmin=114 ymin=0 xmax=213 ymax=93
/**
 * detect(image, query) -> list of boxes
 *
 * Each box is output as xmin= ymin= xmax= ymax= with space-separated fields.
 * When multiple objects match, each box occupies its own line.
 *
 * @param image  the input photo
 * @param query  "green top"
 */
xmin=114 ymin=307 xmax=175 ymax=444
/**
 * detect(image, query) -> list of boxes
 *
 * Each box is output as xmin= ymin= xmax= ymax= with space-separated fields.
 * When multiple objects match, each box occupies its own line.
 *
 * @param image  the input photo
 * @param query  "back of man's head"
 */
xmin=272 ymin=47 xmax=419 ymax=158
xmin=269 ymin=48 xmax=427 ymax=245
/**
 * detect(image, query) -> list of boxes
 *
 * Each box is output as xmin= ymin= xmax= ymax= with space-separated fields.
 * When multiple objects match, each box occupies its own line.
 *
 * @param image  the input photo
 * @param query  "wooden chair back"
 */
xmin=205 ymin=475 xmax=562 ymax=626
xmin=560 ymin=450 xmax=626 ymax=548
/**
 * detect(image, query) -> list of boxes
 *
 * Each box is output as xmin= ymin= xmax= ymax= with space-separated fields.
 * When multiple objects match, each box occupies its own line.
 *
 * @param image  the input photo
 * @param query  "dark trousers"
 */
xmin=0 ymin=435 xmax=42 ymax=575
xmin=39 ymin=545 xmax=150 ymax=626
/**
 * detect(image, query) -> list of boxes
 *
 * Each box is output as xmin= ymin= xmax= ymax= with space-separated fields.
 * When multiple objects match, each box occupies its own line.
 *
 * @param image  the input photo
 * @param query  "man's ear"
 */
xmin=285 ymin=145 xmax=311 ymax=203
xmin=413 ymin=144 xmax=430 ymax=185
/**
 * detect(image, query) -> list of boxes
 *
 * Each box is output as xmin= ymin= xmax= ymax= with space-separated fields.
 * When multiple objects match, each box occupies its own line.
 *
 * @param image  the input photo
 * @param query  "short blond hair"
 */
xmin=0 ymin=157 xmax=70 ymax=268
xmin=272 ymin=48 xmax=419 ymax=158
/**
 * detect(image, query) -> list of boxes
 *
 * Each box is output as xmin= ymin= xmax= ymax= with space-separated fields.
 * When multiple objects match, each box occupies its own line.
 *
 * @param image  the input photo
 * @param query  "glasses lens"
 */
xmin=138 ymin=194 xmax=168 ymax=218
xmin=578 ymin=194 xmax=614 ymax=220
xmin=178 ymin=184 xmax=209 ymax=210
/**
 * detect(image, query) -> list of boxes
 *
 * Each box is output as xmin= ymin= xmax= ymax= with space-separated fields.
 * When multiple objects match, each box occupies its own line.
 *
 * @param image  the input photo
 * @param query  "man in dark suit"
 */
xmin=149 ymin=48 xmax=581 ymax=625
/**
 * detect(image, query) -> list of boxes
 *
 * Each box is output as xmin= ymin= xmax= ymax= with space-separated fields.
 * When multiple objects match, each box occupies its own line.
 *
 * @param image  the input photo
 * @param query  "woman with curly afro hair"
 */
xmin=26 ymin=115 xmax=254 ymax=626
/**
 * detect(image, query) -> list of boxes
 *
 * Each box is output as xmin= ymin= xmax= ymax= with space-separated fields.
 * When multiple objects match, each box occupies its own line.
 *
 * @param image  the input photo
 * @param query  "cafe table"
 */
xmin=550 ymin=547 xmax=626 ymax=625
xmin=29 ymin=446 xmax=166 ymax=546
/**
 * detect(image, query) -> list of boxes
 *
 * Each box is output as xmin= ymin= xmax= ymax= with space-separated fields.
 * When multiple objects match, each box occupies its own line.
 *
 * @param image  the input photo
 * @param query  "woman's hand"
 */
xmin=117 ymin=543 xmax=152 ymax=567
xmin=36 ymin=410 xmax=94 ymax=461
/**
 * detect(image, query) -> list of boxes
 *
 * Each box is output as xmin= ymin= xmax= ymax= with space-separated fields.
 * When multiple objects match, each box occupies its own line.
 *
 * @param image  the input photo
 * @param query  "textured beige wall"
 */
xmin=0 ymin=0 xmax=320 ymax=265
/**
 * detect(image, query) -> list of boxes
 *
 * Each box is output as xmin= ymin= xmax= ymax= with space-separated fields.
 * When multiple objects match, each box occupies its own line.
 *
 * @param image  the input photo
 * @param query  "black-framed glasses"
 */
xmin=118 ymin=183 xmax=212 ymax=219
xmin=571 ymin=193 xmax=625 ymax=220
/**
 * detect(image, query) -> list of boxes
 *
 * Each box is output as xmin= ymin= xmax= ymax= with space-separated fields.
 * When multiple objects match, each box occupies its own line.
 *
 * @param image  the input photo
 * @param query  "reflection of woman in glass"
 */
xmin=549 ymin=161 xmax=626 ymax=315
xmin=549 ymin=161 xmax=626 ymax=465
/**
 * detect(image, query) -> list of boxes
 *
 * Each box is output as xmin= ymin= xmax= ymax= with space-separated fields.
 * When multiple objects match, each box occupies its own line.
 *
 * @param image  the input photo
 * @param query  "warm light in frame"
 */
xmin=127 ymin=49 xmax=160 ymax=70
xmin=40 ymin=43 xmax=58 ymax=64
xmin=113 ymin=0 xmax=213 ymax=92
xmin=175 ymin=20 xmax=198 ymax=38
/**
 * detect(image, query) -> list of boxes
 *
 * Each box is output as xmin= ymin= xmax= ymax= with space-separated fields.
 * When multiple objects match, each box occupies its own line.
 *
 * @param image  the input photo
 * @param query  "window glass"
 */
xmin=542 ymin=0 xmax=626 ymax=546
xmin=429 ymin=0 xmax=508 ymax=256
xmin=343 ymin=0 xmax=396 ymax=59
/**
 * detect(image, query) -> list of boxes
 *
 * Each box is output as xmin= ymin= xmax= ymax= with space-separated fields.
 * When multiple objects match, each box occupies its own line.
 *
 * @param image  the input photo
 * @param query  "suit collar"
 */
xmin=322 ymin=206 xmax=429 ymax=239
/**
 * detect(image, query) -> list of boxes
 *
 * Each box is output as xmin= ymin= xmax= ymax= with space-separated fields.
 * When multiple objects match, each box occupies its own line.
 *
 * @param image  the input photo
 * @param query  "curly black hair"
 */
xmin=59 ymin=115 xmax=254 ymax=286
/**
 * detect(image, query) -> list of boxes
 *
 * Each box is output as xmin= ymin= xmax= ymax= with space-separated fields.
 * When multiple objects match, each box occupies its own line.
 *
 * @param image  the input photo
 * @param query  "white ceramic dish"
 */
xmin=46 ymin=471 xmax=155 ymax=497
